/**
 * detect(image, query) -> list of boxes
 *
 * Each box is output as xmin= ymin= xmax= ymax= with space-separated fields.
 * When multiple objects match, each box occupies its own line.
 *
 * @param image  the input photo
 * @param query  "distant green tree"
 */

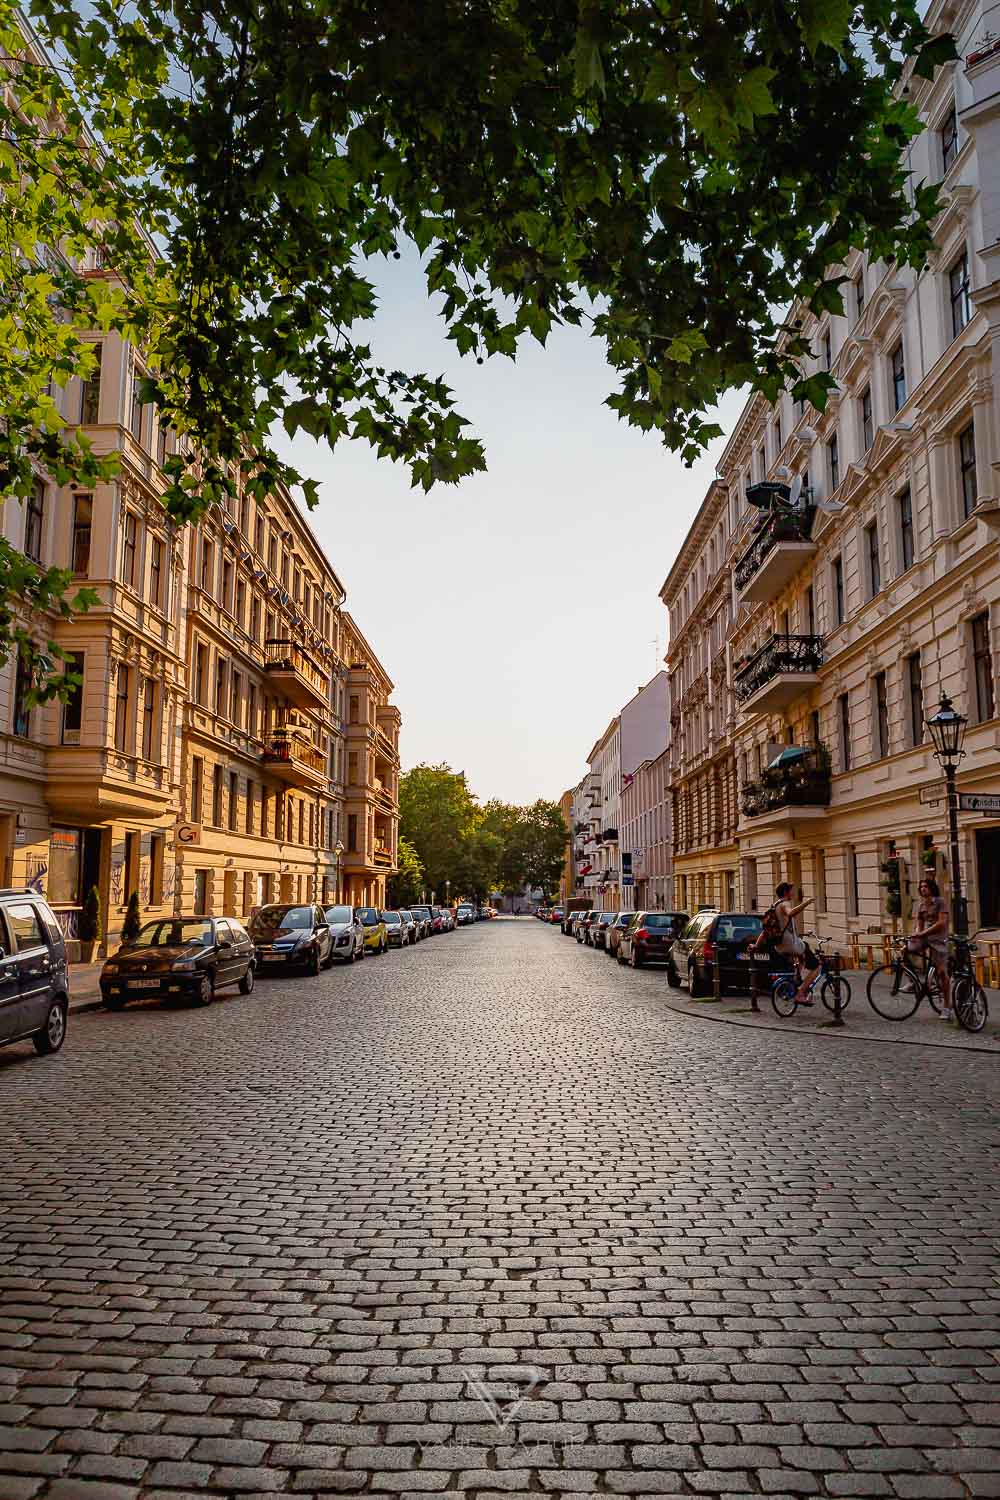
xmin=398 ymin=764 xmax=479 ymax=898
xmin=388 ymin=836 xmax=425 ymax=908
xmin=519 ymin=801 xmax=570 ymax=900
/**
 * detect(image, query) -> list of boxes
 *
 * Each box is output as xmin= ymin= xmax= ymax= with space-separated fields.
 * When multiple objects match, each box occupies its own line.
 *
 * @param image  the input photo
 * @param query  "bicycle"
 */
xmin=949 ymin=934 xmax=989 ymax=1034
xmin=867 ymin=938 xmax=942 ymax=1021
xmin=771 ymin=936 xmax=851 ymax=1018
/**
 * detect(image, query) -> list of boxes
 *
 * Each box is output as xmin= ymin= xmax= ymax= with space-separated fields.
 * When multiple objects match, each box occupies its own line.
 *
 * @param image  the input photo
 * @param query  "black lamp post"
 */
xmin=926 ymin=693 xmax=968 ymax=937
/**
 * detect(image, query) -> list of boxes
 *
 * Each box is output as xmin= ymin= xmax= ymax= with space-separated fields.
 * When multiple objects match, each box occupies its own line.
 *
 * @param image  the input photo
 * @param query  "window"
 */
xmin=149 ymin=536 xmax=163 ymax=608
xmin=756 ymin=444 xmax=766 ymax=481
xmin=941 ymin=103 xmax=958 ymax=172
xmin=121 ymin=509 xmax=138 ymax=589
xmin=854 ymin=270 xmax=865 ymax=322
xmin=228 ymin=771 xmax=239 ymax=832
xmin=891 ymin=342 xmax=906 ymax=412
xmin=141 ymin=677 xmax=156 ymax=761
xmin=200 ymin=538 xmax=214 ymax=593
xmin=194 ymin=642 xmax=208 ymax=705
xmin=194 ymin=869 xmax=209 ymax=912
xmin=150 ymin=833 xmax=165 ymax=905
xmin=838 ymin=692 xmax=851 ymax=772
xmin=249 ymin=597 xmax=260 ymax=642
xmin=298 ymin=800 xmax=305 ymax=846
xmin=212 ymin=765 xmax=223 ymax=826
xmin=810 ymin=709 xmax=821 ymax=747
xmin=114 ymin=663 xmax=130 ymax=752
xmin=221 ymin=559 xmax=234 ymax=614
xmin=71 ymin=493 xmax=93 ymax=575
xmin=80 ymin=343 xmax=102 ymax=423
xmin=866 ymin=520 xmax=881 ymax=596
xmin=958 ymin=422 xmax=977 ymax=519
xmin=348 ymin=751 xmax=358 ymax=786
xmin=827 ymin=432 xmax=840 ymax=492
xmin=215 ymin=657 xmax=227 ymax=716
xmin=191 ymin=756 xmax=203 ymax=822
xmin=898 ymin=487 xmax=914 ymax=571
xmin=61 ymin=652 xmax=84 ymax=744
xmin=773 ymin=411 xmax=782 ymax=452
xmin=832 ymin=555 xmax=845 ymax=626
xmin=157 ymin=422 xmax=168 ymax=469
xmin=949 ymin=250 xmax=971 ymax=339
xmin=907 ymin=653 xmax=924 ymax=747
xmin=235 ymin=577 xmax=246 ymax=627
xmin=130 ymin=364 xmax=144 ymax=442
xmin=267 ymin=535 xmax=277 ymax=574
xmin=972 ymin=612 xmax=995 ymax=723
xmin=814 ymin=848 xmax=827 ymax=912
xmin=24 ymin=480 xmax=44 ymax=562
xmin=803 ymin=585 xmax=815 ymax=636
xmin=347 ymin=813 xmax=358 ymax=852
xmin=245 ymin=778 xmax=256 ymax=835
xmin=846 ymin=845 xmax=860 ymax=919
xmin=861 ymin=386 xmax=873 ymax=451
xmin=7 ymin=902 xmax=44 ymax=952
xmin=230 ymin=669 xmax=241 ymax=726
xmin=874 ymin=671 xmax=889 ymax=759
xmin=349 ymin=695 xmax=359 ymax=725
xmin=822 ymin=330 xmax=832 ymax=371
xmin=247 ymin=682 xmax=257 ymax=739
xmin=124 ymin=831 xmax=140 ymax=904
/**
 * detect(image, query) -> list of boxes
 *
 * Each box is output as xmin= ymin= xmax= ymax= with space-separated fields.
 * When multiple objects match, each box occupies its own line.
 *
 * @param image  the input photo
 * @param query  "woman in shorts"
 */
xmin=910 ymin=877 xmax=951 ymax=1020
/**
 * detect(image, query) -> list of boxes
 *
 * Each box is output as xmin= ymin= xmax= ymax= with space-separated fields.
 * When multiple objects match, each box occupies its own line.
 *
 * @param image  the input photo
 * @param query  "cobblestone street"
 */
xmin=1 ymin=917 xmax=997 ymax=1500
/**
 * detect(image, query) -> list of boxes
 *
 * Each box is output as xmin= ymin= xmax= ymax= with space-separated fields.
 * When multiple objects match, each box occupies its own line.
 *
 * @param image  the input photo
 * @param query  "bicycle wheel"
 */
xmin=953 ymin=976 xmax=989 ymax=1034
xmin=925 ymin=963 xmax=943 ymax=1014
xmin=821 ymin=975 xmax=851 ymax=1013
xmin=867 ymin=962 xmax=921 ymax=1020
xmin=772 ymin=978 xmax=798 ymax=1018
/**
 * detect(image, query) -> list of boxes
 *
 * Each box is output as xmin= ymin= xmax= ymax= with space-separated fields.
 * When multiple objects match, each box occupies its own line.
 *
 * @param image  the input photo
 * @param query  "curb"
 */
xmin=659 ymin=993 xmax=999 ymax=1055
xmin=68 ymin=997 xmax=105 ymax=1016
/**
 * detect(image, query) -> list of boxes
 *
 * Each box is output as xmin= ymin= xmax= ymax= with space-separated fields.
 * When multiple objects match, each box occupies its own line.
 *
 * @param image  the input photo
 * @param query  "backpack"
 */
xmin=754 ymin=905 xmax=784 ymax=952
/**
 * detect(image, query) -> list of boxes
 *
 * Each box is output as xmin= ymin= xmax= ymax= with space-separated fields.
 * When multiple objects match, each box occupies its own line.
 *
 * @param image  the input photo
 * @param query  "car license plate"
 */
xmin=129 ymin=979 xmax=160 ymax=990
xmin=262 ymin=954 xmax=284 ymax=962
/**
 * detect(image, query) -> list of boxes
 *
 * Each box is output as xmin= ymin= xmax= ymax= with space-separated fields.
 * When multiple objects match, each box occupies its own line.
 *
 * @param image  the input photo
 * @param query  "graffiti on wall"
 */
xmin=25 ymin=857 xmax=47 ymax=894
xmin=110 ymin=861 xmax=124 ymax=905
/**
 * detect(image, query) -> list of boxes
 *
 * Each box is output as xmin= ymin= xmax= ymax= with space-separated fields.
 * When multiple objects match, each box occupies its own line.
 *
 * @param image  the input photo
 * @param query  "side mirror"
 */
xmin=0 ymin=945 xmax=6 ymax=962
xmin=218 ymin=939 xmax=233 ymax=950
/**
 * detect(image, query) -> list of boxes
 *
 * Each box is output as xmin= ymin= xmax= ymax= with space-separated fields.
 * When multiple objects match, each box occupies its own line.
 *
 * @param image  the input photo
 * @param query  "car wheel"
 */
xmin=689 ymin=962 xmax=707 ymax=998
xmin=308 ymin=946 xmax=321 ymax=976
xmin=322 ymin=945 xmax=334 ymax=970
xmin=353 ymin=943 xmax=362 ymax=962
xmin=195 ymin=973 xmax=214 ymax=1007
xmin=33 ymin=997 xmax=67 ymax=1055
xmin=617 ymin=948 xmax=626 ymax=965
xmin=666 ymin=958 xmax=682 ymax=988
xmin=238 ymin=965 xmax=255 ymax=995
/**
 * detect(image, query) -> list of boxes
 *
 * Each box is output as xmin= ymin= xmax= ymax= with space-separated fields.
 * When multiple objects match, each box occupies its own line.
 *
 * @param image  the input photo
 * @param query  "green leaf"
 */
xmin=912 ymin=34 xmax=959 ymax=80
xmin=799 ymin=0 xmax=855 ymax=54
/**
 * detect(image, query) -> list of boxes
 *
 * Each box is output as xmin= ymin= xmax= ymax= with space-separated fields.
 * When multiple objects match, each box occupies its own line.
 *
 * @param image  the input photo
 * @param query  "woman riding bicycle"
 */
xmin=774 ymin=882 xmax=820 ymax=1005
xmin=909 ymin=877 xmax=951 ymax=1020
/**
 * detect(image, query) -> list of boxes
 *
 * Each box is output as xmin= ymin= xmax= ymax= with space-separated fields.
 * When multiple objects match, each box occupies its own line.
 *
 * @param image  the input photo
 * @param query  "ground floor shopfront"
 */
xmin=672 ymin=843 xmax=739 ymax=915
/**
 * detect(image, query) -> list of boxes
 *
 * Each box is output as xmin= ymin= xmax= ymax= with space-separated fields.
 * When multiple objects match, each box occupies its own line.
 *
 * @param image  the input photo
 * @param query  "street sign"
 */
xmin=959 ymin=792 xmax=1000 ymax=815
xmin=919 ymin=784 xmax=942 ymax=805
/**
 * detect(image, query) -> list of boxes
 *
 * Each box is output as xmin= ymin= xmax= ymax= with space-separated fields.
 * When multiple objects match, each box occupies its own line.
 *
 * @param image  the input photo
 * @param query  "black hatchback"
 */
xmin=100 ymin=916 xmax=256 ymax=1008
xmin=0 ymin=890 xmax=70 ymax=1056
xmin=669 ymin=910 xmax=789 ymax=995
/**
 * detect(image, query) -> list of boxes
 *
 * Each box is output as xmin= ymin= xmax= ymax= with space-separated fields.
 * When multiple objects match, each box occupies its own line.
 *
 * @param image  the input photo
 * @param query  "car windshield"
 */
xmin=357 ymin=908 xmax=379 ymax=924
xmin=325 ymin=906 xmax=353 ymax=925
xmin=129 ymin=919 xmax=213 ymax=949
xmin=248 ymin=906 xmax=311 ymax=938
xmin=615 ymin=915 xmax=631 ymax=925
xmin=399 ymin=910 xmax=412 ymax=920
xmin=641 ymin=914 xmax=676 ymax=929
xmin=599 ymin=914 xmax=614 ymax=924
xmin=382 ymin=912 xmax=401 ymax=925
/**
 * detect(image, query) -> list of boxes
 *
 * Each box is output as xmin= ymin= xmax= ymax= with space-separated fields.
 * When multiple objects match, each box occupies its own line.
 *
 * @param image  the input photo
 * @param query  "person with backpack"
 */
xmin=755 ymin=882 xmax=819 ymax=1004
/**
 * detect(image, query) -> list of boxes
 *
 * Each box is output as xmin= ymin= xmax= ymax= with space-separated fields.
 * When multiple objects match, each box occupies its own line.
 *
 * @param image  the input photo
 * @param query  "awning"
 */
xmin=767 ymin=746 xmax=809 ymax=770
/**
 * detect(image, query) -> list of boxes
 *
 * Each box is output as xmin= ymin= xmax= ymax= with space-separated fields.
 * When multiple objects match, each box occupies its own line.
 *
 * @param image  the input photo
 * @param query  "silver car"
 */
xmin=324 ymin=904 xmax=364 ymax=963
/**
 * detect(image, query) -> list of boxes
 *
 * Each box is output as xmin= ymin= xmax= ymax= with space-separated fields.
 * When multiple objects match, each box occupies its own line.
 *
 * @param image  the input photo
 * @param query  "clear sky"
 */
xmin=275 ymin=250 xmax=745 ymax=807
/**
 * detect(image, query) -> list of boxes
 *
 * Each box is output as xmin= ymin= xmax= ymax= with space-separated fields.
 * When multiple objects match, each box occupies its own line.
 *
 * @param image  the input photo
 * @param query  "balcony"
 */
xmin=262 ymin=730 xmax=328 ymax=789
xmin=735 ymin=507 xmax=817 ymax=606
xmin=734 ymin=633 xmax=823 ymax=715
xmin=263 ymin=639 xmax=329 ymax=710
xmin=740 ymin=748 xmax=832 ymax=824
xmin=373 ymin=844 xmax=394 ymax=868
xmin=601 ymin=827 xmax=619 ymax=842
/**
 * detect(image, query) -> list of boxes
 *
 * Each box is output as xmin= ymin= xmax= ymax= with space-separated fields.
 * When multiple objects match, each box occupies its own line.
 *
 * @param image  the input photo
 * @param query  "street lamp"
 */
xmin=926 ymin=692 xmax=968 ymax=936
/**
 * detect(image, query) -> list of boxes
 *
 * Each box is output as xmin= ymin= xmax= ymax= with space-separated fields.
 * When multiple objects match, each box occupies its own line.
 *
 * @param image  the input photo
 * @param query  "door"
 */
xmin=214 ymin=920 xmax=239 ymax=988
xmin=6 ymin=901 xmax=54 ymax=1037
xmin=0 ymin=911 xmax=20 ymax=1042
xmin=975 ymin=829 xmax=1000 ymax=928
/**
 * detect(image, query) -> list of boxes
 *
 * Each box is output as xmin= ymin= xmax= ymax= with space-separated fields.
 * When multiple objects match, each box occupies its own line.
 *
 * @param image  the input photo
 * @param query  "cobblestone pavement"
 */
xmin=0 ymin=917 xmax=997 ymax=1500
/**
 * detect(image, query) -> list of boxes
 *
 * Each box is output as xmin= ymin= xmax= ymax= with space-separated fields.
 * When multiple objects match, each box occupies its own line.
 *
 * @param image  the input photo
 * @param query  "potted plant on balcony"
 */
xmin=78 ymin=885 xmax=102 ymax=963
xmin=880 ymin=857 xmax=902 ymax=923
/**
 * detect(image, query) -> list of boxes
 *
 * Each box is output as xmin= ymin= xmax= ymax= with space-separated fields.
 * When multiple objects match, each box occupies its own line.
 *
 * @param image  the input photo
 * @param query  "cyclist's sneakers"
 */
xmin=938 ymin=1008 xmax=954 ymax=1022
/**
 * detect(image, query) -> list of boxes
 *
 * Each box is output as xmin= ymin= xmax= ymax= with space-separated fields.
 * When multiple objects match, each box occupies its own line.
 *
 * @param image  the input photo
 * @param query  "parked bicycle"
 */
xmin=771 ymin=936 xmax=851 ymax=1018
xmin=867 ymin=933 xmax=988 ymax=1033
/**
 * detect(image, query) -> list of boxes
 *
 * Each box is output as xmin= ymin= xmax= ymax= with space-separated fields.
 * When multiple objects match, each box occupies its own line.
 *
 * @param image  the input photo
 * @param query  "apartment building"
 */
xmin=663 ymin=3 xmax=1000 ymax=946
xmin=1 ymin=321 xmax=400 ymax=952
xmin=558 ymin=788 xmax=574 ymax=906
xmin=583 ymin=718 xmax=622 ymax=911
xmin=340 ymin=612 xmax=401 ymax=908
xmin=619 ymin=672 xmax=672 ymax=912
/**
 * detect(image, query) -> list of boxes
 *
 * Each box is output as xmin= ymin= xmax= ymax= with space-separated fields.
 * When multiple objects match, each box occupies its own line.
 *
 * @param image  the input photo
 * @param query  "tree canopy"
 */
xmin=1 ymin=0 xmax=956 ymax=689
xmin=387 ymin=834 xmax=425 ymax=909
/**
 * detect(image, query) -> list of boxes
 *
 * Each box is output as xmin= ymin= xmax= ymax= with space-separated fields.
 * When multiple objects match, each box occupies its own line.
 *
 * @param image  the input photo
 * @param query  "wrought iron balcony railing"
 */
xmin=740 ymin=750 xmax=832 ymax=819
xmin=734 ymin=633 xmax=823 ymax=704
xmin=734 ymin=507 xmax=816 ymax=594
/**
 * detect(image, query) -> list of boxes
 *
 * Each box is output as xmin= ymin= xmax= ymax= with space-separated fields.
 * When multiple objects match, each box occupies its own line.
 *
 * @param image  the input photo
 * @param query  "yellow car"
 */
xmin=356 ymin=906 xmax=387 ymax=954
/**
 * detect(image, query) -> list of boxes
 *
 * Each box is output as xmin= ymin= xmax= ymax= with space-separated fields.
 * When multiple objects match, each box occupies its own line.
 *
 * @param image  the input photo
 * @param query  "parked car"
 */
xmin=409 ymin=906 xmax=433 ymax=939
xmin=356 ymin=906 xmax=388 ymax=954
xmin=669 ymin=910 xmax=780 ymax=995
xmin=618 ymin=911 xmax=689 ymax=969
xmin=575 ymin=910 xmax=600 ymax=943
xmin=248 ymin=903 xmax=333 ymax=974
xmin=428 ymin=906 xmax=447 ymax=934
xmin=381 ymin=910 xmax=409 ymax=948
xmin=0 ymin=889 xmax=70 ymax=1056
xmin=549 ymin=908 xmax=565 ymax=926
xmin=606 ymin=911 xmax=633 ymax=958
xmin=324 ymin=903 xmax=365 ymax=963
xmin=398 ymin=909 xmax=418 ymax=944
xmin=439 ymin=909 xmax=455 ymax=932
xmin=102 ymin=915 xmax=255 ymax=1008
xmin=456 ymin=905 xmax=475 ymax=926
xmin=591 ymin=911 xmax=617 ymax=950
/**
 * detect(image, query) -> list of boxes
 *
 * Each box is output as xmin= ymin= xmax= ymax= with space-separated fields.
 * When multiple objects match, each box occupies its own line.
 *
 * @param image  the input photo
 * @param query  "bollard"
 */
xmin=830 ymin=973 xmax=846 ymax=1028
xmin=713 ymin=952 xmax=722 ymax=1003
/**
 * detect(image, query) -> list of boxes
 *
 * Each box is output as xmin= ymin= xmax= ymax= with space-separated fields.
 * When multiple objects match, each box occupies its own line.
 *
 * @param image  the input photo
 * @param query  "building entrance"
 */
xmin=975 ymin=828 xmax=1000 ymax=928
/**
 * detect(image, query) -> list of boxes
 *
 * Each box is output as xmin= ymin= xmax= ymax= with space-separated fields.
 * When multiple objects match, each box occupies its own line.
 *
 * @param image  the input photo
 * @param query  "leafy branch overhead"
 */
xmin=3 ymin=0 xmax=957 ymax=526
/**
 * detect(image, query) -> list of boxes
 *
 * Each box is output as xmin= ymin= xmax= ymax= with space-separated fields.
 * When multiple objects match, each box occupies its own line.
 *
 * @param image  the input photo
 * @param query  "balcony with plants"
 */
xmin=739 ymin=744 xmax=832 ymax=823
xmin=734 ymin=632 xmax=823 ymax=715
xmin=735 ymin=485 xmax=817 ymax=607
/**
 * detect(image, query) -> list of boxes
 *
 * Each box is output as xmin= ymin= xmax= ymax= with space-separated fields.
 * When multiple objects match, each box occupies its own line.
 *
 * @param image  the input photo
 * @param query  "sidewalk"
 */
xmin=661 ymin=966 xmax=1000 ymax=1052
